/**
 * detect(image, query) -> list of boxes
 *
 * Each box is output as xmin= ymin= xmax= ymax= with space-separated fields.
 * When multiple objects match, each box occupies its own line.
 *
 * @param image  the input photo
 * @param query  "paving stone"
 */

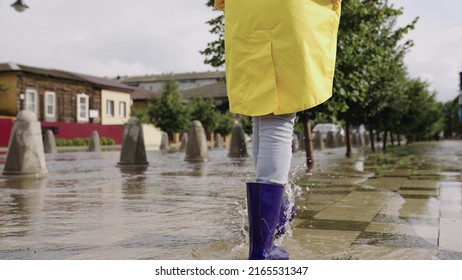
xmin=398 ymin=198 xmax=440 ymax=219
xmin=365 ymin=177 xmax=406 ymax=192
xmin=382 ymin=168 xmax=412 ymax=177
xmin=348 ymin=244 xmax=438 ymax=260
xmin=439 ymin=219 xmax=462 ymax=252
xmin=398 ymin=189 xmax=439 ymax=198
xmin=287 ymin=228 xmax=361 ymax=259
xmin=401 ymin=179 xmax=439 ymax=189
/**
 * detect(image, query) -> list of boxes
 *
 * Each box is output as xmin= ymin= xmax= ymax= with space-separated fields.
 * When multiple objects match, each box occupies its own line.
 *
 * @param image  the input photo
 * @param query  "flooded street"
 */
xmin=0 ymin=149 xmax=253 ymax=259
xmin=1 ymin=141 xmax=462 ymax=259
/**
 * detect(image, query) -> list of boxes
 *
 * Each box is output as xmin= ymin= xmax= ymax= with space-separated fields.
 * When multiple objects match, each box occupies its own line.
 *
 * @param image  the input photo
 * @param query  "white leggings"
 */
xmin=252 ymin=113 xmax=296 ymax=185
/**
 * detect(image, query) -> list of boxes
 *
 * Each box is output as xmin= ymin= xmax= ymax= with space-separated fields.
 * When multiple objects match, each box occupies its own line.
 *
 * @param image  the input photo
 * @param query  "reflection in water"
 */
xmin=353 ymin=157 xmax=365 ymax=172
xmin=120 ymin=168 xmax=147 ymax=199
xmin=0 ymin=178 xmax=47 ymax=237
xmin=189 ymin=162 xmax=208 ymax=177
xmin=0 ymin=149 xmax=254 ymax=259
xmin=438 ymin=182 xmax=462 ymax=252
xmin=119 ymin=164 xmax=149 ymax=198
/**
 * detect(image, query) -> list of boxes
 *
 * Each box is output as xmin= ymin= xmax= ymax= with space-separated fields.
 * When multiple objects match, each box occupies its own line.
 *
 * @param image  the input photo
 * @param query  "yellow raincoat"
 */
xmin=215 ymin=0 xmax=341 ymax=116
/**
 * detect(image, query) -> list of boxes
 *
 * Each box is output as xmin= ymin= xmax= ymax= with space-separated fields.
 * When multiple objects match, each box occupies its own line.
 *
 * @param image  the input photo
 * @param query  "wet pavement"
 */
xmin=0 ymin=141 xmax=461 ymax=259
xmin=286 ymin=141 xmax=462 ymax=260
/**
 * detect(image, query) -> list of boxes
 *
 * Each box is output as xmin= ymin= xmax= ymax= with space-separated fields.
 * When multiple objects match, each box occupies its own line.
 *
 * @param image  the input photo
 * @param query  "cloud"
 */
xmin=391 ymin=0 xmax=462 ymax=101
xmin=404 ymin=26 xmax=462 ymax=101
xmin=83 ymin=60 xmax=161 ymax=78
xmin=0 ymin=0 xmax=218 ymax=76
xmin=3 ymin=0 xmax=459 ymax=103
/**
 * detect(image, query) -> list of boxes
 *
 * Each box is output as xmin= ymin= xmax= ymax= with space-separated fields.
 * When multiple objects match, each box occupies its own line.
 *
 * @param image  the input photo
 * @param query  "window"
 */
xmin=76 ymin=93 xmax=89 ymax=122
xmin=25 ymin=89 xmax=37 ymax=113
xmin=44 ymin=91 xmax=56 ymax=117
xmin=179 ymin=79 xmax=196 ymax=90
xmin=106 ymin=100 xmax=114 ymax=117
xmin=119 ymin=101 xmax=126 ymax=118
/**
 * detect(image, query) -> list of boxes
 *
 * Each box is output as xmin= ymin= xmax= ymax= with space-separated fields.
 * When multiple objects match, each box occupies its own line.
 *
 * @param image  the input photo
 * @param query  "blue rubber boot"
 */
xmin=276 ymin=196 xmax=296 ymax=238
xmin=247 ymin=182 xmax=289 ymax=260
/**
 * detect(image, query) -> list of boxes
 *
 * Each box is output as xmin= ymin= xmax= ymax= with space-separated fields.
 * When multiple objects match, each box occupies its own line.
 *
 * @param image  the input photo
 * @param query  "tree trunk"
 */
xmin=345 ymin=120 xmax=352 ymax=157
xmin=369 ymin=128 xmax=376 ymax=153
xmin=382 ymin=130 xmax=388 ymax=153
xmin=397 ymin=133 xmax=401 ymax=146
xmin=302 ymin=120 xmax=314 ymax=171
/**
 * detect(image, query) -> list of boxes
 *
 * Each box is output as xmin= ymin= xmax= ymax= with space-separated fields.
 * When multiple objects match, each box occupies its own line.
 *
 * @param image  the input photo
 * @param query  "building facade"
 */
xmin=119 ymin=71 xmax=228 ymax=112
xmin=118 ymin=71 xmax=225 ymax=92
xmin=0 ymin=62 xmax=135 ymax=146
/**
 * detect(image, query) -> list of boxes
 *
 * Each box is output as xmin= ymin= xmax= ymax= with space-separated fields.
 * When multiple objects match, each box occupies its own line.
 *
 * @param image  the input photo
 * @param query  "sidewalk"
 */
xmin=285 ymin=141 xmax=462 ymax=259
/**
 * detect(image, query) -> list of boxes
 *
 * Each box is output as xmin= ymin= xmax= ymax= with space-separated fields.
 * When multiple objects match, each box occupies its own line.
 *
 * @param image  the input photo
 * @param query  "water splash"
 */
xmin=273 ymin=164 xmax=307 ymax=241
xmin=281 ymin=182 xmax=303 ymax=240
xmin=236 ymin=201 xmax=248 ymax=240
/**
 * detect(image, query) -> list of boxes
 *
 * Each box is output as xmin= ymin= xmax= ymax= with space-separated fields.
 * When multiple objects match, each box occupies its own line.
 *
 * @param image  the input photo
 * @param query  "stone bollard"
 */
xmin=43 ymin=129 xmax=57 ymax=154
xmin=3 ymin=110 xmax=48 ymax=177
xmin=88 ymin=130 xmax=101 ymax=152
xmin=185 ymin=120 xmax=209 ymax=162
xmin=179 ymin=132 xmax=188 ymax=151
xmin=335 ymin=131 xmax=345 ymax=147
xmin=159 ymin=132 xmax=169 ymax=151
xmin=117 ymin=117 xmax=149 ymax=167
xmin=291 ymin=133 xmax=300 ymax=152
xmin=357 ymin=133 xmax=365 ymax=147
xmin=364 ymin=132 xmax=370 ymax=146
xmin=351 ymin=133 xmax=359 ymax=147
xmin=325 ymin=131 xmax=336 ymax=148
xmin=228 ymin=123 xmax=248 ymax=158
xmin=313 ymin=131 xmax=324 ymax=150
xmin=214 ymin=133 xmax=222 ymax=148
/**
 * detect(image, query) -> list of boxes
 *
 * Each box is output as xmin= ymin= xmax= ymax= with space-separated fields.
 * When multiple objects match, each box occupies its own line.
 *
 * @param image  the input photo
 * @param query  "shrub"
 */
xmin=55 ymin=138 xmax=72 ymax=146
xmin=71 ymin=138 xmax=89 ymax=146
xmin=100 ymin=137 xmax=115 ymax=146
xmin=55 ymin=137 xmax=115 ymax=146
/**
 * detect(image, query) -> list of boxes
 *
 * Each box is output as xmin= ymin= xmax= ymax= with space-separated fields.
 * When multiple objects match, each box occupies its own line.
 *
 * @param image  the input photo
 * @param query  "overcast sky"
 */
xmin=0 ymin=0 xmax=461 ymax=102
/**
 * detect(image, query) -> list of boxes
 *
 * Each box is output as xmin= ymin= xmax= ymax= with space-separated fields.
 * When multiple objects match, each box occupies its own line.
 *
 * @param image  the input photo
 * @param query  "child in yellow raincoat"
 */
xmin=215 ymin=0 xmax=341 ymax=260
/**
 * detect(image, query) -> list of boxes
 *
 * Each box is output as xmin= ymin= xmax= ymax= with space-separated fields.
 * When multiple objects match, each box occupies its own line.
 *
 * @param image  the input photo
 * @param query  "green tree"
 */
xmin=364 ymin=65 xmax=408 ymax=152
xmin=215 ymin=111 xmax=235 ymax=136
xmin=442 ymin=99 xmax=462 ymax=138
xmin=399 ymin=78 xmax=444 ymax=143
xmin=201 ymin=1 xmax=225 ymax=68
xmin=189 ymin=95 xmax=218 ymax=132
xmin=130 ymin=107 xmax=149 ymax=124
xmin=148 ymin=79 xmax=191 ymax=137
xmin=331 ymin=0 xmax=418 ymax=156
xmin=240 ymin=115 xmax=253 ymax=136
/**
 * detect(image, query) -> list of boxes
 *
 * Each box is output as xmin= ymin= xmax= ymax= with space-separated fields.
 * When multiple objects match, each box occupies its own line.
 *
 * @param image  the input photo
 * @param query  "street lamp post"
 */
xmin=10 ymin=0 xmax=29 ymax=12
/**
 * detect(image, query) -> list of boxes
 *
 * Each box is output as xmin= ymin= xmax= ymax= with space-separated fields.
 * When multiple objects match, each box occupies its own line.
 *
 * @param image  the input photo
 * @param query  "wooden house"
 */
xmin=0 ymin=62 xmax=134 ymax=146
